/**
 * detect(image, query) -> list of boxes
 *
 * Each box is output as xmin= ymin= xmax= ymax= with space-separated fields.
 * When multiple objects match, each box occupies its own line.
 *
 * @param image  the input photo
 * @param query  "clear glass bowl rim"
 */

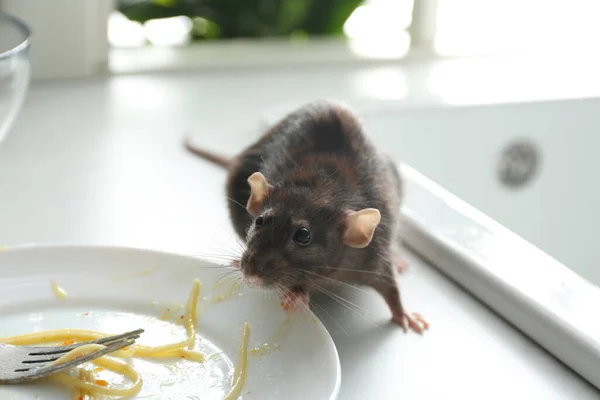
xmin=0 ymin=12 xmax=31 ymax=60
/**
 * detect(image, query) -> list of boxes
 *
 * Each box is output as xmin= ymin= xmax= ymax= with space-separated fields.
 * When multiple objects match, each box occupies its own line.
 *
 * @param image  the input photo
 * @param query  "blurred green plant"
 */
xmin=118 ymin=0 xmax=364 ymax=40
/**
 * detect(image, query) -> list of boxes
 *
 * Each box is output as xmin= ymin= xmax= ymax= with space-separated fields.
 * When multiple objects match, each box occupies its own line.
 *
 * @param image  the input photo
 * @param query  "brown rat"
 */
xmin=185 ymin=100 xmax=428 ymax=333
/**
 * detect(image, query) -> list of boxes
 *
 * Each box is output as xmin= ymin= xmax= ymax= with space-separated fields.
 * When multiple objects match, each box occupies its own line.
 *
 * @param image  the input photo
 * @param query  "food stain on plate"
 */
xmin=153 ymin=302 xmax=185 ymax=322
xmin=114 ymin=266 xmax=162 ymax=282
xmin=250 ymin=315 xmax=294 ymax=356
xmin=208 ymin=280 xmax=245 ymax=306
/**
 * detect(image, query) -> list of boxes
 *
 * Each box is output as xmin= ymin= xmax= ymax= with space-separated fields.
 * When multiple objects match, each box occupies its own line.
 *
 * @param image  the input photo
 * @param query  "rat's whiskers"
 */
xmin=310 ymin=281 xmax=371 ymax=317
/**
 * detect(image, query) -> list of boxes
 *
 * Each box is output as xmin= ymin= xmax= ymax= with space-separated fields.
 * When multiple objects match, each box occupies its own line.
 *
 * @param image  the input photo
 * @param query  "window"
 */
xmin=3 ymin=0 xmax=598 ymax=79
xmin=108 ymin=0 xmax=600 ymax=61
xmin=108 ymin=0 xmax=414 ymax=59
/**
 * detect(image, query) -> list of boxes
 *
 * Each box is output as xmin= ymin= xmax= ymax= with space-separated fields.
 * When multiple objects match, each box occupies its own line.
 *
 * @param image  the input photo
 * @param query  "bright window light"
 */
xmin=435 ymin=0 xmax=600 ymax=56
xmin=108 ymin=11 xmax=146 ymax=48
xmin=144 ymin=16 xmax=193 ymax=46
xmin=344 ymin=0 xmax=414 ymax=59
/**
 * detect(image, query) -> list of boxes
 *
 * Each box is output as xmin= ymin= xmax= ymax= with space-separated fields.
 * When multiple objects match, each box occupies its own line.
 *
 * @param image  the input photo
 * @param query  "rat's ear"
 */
xmin=342 ymin=208 xmax=381 ymax=248
xmin=247 ymin=172 xmax=271 ymax=216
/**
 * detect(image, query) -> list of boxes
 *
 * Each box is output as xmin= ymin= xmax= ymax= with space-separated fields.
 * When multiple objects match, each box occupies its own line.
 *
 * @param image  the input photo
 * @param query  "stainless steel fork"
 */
xmin=0 ymin=328 xmax=144 ymax=384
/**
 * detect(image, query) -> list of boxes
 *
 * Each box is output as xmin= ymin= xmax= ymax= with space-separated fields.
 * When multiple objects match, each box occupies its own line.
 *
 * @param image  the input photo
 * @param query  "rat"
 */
xmin=185 ymin=100 xmax=428 ymax=333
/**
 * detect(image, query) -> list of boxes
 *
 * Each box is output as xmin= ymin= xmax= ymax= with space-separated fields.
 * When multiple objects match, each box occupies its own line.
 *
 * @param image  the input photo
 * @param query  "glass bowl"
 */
xmin=0 ymin=13 xmax=31 ymax=146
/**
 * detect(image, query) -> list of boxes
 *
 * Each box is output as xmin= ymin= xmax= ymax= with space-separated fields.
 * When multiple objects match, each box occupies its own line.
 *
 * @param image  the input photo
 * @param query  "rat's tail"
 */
xmin=184 ymin=137 xmax=231 ymax=168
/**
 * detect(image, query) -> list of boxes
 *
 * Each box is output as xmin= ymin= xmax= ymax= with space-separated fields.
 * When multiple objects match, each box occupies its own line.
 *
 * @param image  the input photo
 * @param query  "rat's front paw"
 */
xmin=280 ymin=291 xmax=309 ymax=313
xmin=393 ymin=312 xmax=429 ymax=334
xmin=393 ymin=254 xmax=409 ymax=274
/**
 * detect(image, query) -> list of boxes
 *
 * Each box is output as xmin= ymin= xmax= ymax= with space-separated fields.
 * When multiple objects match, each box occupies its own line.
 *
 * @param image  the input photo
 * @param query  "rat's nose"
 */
xmin=244 ymin=274 xmax=263 ymax=287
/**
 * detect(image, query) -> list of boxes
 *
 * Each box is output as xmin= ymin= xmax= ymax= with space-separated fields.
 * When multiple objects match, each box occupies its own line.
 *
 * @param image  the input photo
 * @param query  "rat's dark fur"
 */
xmin=186 ymin=100 xmax=425 ymax=331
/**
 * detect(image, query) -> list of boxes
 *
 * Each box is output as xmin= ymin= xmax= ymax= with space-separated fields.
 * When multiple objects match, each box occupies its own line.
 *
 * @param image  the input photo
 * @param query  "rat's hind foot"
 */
xmin=280 ymin=291 xmax=309 ymax=313
xmin=392 ymin=312 xmax=429 ymax=334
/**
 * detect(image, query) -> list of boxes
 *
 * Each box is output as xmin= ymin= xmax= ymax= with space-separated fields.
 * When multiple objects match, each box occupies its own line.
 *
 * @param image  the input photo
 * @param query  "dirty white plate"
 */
xmin=0 ymin=245 xmax=341 ymax=400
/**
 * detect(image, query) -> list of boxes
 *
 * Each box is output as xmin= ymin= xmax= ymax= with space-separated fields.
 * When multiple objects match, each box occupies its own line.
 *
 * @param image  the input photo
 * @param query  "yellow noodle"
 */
xmin=0 ymin=329 xmax=104 ymax=345
xmin=83 ymin=368 xmax=94 ymax=399
xmin=51 ymin=356 xmax=142 ymax=397
xmin=73 ymin=368 xmax=86 ymax=400
xmin=50 ymin=344 xmax=108 ymax=365
xmin=133 ymin=278 xmax=201 ymax=358
xmin=224 ymin=322 xmax=250 ymax=400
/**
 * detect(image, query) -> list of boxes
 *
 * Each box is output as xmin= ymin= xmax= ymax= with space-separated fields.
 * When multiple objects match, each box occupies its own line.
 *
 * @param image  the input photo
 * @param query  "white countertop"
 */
xmin=0 ymin=63 xmax=598 ymax=399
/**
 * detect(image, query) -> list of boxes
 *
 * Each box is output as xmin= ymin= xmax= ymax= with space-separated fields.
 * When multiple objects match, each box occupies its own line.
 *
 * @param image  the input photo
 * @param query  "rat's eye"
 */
xmin=293 ymin=227 xmax=311 ymax=245
xmin=255 ymin=216 xmax=264 ymax=228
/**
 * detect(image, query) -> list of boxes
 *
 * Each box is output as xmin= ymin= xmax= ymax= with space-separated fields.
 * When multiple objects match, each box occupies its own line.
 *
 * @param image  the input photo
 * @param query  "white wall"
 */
xmin=1 ymin=0 xmax=113 ymax=80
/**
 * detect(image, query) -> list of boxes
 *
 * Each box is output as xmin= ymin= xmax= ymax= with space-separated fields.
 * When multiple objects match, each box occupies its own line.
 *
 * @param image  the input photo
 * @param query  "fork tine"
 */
xmin=87 ymin=329 xmax=144 ymax=347
xmin=21 ymin=356 xmax=62 ymax=364
xmin=13 ymin=337 xmax=136 ymax=381
xmin=27 ymin=329 xmax=144 ymax=356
